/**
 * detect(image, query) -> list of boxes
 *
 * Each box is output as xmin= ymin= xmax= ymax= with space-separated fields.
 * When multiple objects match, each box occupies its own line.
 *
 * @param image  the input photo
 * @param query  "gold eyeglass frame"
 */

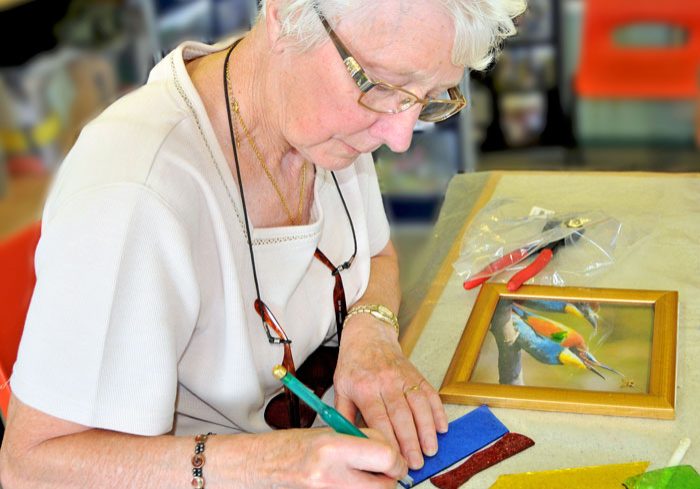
xmin=315 ymin=7 xmax=467 ymax=123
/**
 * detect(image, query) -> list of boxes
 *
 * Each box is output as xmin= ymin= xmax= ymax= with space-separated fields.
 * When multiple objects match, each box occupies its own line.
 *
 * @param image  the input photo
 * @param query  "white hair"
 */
xmin=258 ymin=0 xmax=527 ymax=71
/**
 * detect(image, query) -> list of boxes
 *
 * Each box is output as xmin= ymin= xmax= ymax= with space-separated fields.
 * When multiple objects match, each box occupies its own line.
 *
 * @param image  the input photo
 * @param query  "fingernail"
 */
xmin=424 ymin=440 xmax=438 ymax=457
xmin=409 ymin=450 xmax=424 ymax=469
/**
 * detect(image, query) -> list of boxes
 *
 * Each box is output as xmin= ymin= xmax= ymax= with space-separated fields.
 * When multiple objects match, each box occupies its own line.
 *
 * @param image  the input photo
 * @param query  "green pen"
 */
xmin=272 ymin=365 xmax=414 ymax=488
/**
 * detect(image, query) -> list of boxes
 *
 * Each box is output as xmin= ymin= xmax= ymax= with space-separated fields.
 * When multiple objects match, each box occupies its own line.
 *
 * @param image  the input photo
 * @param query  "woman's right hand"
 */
xmin=242 ymin=427 xmax=408 ymax=489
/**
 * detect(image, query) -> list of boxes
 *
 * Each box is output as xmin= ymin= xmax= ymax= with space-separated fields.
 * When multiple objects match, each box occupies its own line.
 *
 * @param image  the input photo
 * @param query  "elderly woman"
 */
xmin=0 ymin=0 xmax=524 ymax=487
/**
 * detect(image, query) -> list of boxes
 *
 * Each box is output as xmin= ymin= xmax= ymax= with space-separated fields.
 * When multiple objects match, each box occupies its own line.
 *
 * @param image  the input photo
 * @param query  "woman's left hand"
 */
xmin=333 ymin=314 xmax=449 ymax=470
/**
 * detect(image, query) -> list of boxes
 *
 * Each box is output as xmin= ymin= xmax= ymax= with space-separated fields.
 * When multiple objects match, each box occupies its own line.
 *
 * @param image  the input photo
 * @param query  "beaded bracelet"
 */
xmin=191 ymin=432 xmax=214 ymax=489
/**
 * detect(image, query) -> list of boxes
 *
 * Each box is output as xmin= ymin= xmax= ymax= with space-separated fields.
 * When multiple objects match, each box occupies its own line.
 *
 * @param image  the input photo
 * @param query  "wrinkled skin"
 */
xmin=335 ymin=313 xmax=449 ymax=470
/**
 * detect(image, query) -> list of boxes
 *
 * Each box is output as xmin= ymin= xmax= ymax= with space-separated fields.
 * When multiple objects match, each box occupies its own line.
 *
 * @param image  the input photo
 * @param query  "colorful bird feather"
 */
xmin=511 ymin=302 xmax=623 ymax=379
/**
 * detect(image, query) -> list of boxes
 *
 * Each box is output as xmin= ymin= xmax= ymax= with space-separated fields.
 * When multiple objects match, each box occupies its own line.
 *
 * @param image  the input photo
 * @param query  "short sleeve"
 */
xmin=11 ymin=184 xmax=200 ymax=435
xmin=354 ymin=154 xmax=391 ymax=255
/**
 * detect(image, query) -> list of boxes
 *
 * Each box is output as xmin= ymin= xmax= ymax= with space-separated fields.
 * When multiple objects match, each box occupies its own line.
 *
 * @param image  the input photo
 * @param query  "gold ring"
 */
xmin=403 ymin=384 xmax=421 ymax=396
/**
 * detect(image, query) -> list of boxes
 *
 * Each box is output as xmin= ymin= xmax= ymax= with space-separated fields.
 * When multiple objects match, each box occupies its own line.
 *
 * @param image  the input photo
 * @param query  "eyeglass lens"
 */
xmin=359 ymin=86 xmax=462 ymax=122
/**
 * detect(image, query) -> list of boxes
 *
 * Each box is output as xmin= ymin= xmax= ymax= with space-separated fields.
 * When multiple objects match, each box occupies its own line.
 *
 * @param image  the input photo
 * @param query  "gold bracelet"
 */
xmin=345 ymin=304 xmax=399 ymax=335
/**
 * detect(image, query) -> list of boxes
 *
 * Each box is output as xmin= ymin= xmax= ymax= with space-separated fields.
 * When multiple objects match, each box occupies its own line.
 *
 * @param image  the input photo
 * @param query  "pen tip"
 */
xmin=272 ymin=365 xmax=287 ymax=379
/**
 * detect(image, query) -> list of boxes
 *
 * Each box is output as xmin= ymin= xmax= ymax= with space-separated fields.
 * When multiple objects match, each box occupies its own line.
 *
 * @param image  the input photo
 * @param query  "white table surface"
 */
xmin=399 ymin=171 xmax=700 ymax=488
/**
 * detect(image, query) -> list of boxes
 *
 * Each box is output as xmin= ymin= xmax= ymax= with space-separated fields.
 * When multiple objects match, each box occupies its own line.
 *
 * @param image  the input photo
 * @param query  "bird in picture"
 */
xmin=510 ymin=314 xmax=589 ymax=371
xmin=511 ymin=301 xmax=623 ymax=379
xmin=516 ymin=299 xmax=599 ymax=330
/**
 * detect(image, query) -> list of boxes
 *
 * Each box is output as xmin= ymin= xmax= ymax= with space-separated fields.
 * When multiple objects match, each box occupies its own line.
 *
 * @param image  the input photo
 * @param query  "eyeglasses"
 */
xmin=315 ymin=6 xmax=467 ymax=123
xmin=262 ymin=173 xmax=357 ymax=429
xmin=262 ymin=249 xmax=351 ymax=429
xmin=256 ymin=300 xmax=302 ymax=427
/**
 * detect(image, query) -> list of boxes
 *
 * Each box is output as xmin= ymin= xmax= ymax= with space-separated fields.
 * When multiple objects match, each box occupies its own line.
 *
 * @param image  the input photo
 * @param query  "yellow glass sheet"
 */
xmin=489 ymin=461 xmax=649 ymax=489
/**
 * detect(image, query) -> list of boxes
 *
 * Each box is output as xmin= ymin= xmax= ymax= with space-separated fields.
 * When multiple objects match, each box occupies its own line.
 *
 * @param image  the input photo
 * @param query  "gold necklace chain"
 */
xmin=225 ymin=65 xmax=306 ymax=225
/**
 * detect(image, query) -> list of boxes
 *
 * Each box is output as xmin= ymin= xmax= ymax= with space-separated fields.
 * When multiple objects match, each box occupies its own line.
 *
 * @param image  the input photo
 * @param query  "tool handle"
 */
xmin=463 ymin=275 xmax=489 ymax=290
xmin=507 ymin=249 xmax=553 ymax=291
xmin=463 ymin=246 xmax=535 ymax=290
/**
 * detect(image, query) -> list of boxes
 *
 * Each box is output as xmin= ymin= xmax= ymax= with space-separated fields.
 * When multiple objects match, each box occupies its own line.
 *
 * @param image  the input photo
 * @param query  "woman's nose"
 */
xmin=370 ymin=105 xmax=421 ymax=153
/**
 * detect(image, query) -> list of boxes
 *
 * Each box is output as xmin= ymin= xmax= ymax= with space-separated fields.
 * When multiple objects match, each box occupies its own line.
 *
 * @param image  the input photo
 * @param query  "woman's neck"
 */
xmin=227 ymin=27 xmax=305 ymax=176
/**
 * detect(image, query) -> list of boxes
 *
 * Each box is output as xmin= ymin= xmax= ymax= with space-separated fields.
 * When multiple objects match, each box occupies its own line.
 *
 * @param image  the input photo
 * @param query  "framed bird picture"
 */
xmin=440 ymin=284 xmax=678 ymax=419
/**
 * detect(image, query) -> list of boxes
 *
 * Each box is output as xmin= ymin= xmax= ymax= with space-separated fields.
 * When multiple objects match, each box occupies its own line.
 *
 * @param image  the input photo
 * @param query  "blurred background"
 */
xmin=0 ymin=0 xmax=699 ymax=270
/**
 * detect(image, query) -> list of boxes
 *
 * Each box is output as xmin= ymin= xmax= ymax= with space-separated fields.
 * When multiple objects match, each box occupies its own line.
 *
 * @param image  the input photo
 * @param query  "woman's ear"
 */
xmin=265 ymin=0 xmax=287 ymax=53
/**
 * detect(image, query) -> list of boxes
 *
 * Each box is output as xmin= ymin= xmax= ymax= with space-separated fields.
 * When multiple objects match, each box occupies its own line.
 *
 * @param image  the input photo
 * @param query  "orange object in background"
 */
xmin=576 ymin=0 xmax=700 ymax=99
xmin=0 ymin=221 xmax=40 ymax=420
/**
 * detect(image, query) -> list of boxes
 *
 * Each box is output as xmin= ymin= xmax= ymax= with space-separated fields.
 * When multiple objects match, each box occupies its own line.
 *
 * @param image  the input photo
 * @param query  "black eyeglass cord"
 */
xmin=330 ymin=171 xmax=357 ymax=275
xmin=223 ymin=41 xmax=287 ymax=345
xmin=223 ymin=41 xmax=356 ymax=344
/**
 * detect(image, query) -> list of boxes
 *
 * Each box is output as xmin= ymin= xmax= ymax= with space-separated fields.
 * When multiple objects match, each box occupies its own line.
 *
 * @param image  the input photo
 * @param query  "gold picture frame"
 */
xmin=440 ymin=284 xmax=678 ymax=419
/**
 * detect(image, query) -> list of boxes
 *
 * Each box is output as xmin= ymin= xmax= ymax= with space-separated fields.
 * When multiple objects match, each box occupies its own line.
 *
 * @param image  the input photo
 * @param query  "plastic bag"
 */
xmin=453 ymin=199 xmax=622 ymax=288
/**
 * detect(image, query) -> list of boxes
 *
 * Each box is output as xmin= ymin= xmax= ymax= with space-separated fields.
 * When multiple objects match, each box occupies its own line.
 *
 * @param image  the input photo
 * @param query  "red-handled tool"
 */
xmin=507 ymin=248 xmax=554 ymax=291
xmin=506 ymin=228 xmax=583 ymax=291
xmin=463 ymin=218 xmax=587 ymax=291
xmin=463 ymin=243 xmax=540 ymax=290
xmin=506 ymin=242 xmax=560 ymax=291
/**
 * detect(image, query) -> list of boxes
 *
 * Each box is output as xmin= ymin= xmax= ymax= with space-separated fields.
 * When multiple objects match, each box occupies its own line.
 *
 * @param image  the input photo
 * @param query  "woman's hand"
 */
xmin=333 ymin=314 xmax=449 ymax=470
xmin=245 ymin=427 xmax=407 ymax=489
